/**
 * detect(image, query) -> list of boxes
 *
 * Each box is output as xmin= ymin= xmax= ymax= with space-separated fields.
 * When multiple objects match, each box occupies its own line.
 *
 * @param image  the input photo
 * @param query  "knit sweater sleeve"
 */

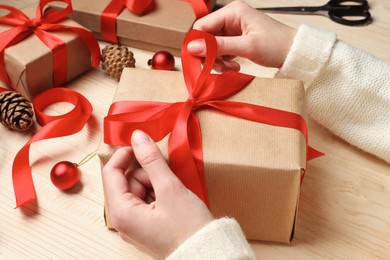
xmin=276 ymin=25 xmax=390 ymax=163
xmin=166 ymin=218 xmax=256 ymax=260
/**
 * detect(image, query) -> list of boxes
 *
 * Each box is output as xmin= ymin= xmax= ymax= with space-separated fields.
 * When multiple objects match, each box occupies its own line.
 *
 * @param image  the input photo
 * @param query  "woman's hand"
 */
xmin=188 ymin=0 xmax=296 ymax=71
xmin=102 ymin=130 xmax=214 ymax=258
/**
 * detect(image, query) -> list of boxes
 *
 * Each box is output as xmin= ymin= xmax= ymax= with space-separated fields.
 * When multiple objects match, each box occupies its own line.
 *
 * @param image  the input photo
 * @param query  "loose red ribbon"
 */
xmin=13 ymin=88 xmax=93 ymax=207
xmin=100 ymin=0 xmax=210 ymax=43
xmin=104 ymin=29 xmax=323 ymax=206
xmin=0 ymin=0 xmax=100 ymax=87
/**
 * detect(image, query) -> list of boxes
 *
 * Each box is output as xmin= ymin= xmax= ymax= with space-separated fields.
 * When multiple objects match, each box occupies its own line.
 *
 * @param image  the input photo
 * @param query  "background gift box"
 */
xmin=0 ymin=1 xmax=100 ymax=100
xmin=49 ymin=0 xmax=215 ymax=56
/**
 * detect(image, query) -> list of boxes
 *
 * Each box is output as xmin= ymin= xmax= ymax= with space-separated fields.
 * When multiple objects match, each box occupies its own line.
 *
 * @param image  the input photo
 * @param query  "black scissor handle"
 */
xmin=329 ymin=9 xmax=372 ymax=26
xmin=328 ymin=0 xmax=369 ymax=9
xmin=328 ymin=0 xmax=372 ymax=26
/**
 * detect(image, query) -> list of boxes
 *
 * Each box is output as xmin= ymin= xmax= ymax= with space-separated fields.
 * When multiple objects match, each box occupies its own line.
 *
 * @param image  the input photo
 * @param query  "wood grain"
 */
xmin=1 ymin=0 xmax=389 ymax=259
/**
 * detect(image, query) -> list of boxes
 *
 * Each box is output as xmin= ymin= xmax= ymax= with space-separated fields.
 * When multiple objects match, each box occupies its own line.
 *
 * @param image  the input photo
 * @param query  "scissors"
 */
xmin=214 ymin=0 xmax=372 ymax=26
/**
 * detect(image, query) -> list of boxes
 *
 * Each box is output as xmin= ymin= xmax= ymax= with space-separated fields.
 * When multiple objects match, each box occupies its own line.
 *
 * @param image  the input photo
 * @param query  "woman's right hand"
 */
xmin=188 ymin=0 xmax=297 ymax=71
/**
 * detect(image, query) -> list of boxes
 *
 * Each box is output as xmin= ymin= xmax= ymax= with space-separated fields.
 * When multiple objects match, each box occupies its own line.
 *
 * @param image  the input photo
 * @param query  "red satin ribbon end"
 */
xmin=308 ymin=146 xmax=325 ymax=160
xmin=15 ymin=193 xmax=37 ymax=209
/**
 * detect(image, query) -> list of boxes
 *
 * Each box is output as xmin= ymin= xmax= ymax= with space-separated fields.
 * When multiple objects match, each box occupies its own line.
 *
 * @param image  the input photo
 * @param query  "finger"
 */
xmin=192 ymin=10 xmax=225 ymax=35
xmin=221 ymin=59 xmax=240 ymax=71
xmin=131 ymin=168 xmax=152 ymax=188
xmin=144 ymin=191 xmax=156 ymax=204
xmin=221 ymin=55 xmax=237 ymax=61
xmin=216 ymin=35 xmax=255 ymax=58
xmin=127 ymin=173 xmax=148 ymax=200
xmin=127 ymin=168 xmax=153 ymax=200
xmin=102 ymin=147 xmax=135 ymax=200
xmin=131 ymin=130 xmax=178 ymax=195
xmin=103 ymin=147 xmax=157 ymax=242
xmin=105 ymin=146 xmax=135 ymax=173
xmin=193 ymin=1 xmax=241 ymax=34
xmin=187 ymin=41 xmax=240 ymax=72
xmin=213 ymin=59 xmax=225 ymax=73
xmin=187 ymin=36 xmax=253 ymax=60
xmin=213 ymin=58 xmax=240 ymax=73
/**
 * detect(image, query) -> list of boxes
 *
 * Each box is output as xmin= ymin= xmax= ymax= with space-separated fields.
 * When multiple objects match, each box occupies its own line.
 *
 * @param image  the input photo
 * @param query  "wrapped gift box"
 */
xmin=98 ymin=67 xmax=308 ymax=243
xmin=49 ymin=0 xmax=214 ymax=55
xmin=0 ymin=4 xmax=97 ymax=100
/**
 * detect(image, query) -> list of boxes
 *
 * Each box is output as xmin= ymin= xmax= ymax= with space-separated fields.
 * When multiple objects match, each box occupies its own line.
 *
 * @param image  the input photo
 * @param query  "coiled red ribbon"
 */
xmin=101 ymin=0 xmax=211 ymax=43
xmin=104 ymin=30 xmax=323 ymax=206
xmin=13 ymin=88 xmax=92 ymax=207
xmin=0 ymin=0 xmax=100 ymax=87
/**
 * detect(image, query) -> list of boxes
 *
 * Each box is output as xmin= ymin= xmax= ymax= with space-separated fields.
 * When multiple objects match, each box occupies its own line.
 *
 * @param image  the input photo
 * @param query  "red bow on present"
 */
xmin=0 ymin=0 xmax=100 ymax=87
xmin=101 ymin=0 xmax=211 ymax=43
xmin=104 ymin=30 xmax=323 ymax=206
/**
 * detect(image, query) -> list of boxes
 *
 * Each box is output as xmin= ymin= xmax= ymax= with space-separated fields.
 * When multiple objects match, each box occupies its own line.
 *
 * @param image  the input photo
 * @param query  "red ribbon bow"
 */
xmin=104 ymin=30 xmax=323 ymax=206
xmin=13 ymin=88 xmax=93 ymax=207
xmin=101 ymin=0 xmax=210 ymax=43
xmin=0 ymin=0 xmax=100 ymax=87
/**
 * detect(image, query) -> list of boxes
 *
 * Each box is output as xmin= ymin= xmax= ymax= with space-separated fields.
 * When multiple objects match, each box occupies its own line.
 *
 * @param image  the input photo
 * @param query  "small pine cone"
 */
xmin=0 ymin=91 xmax=34 ymax=131
xmin=101 ymin=45 xmax=136 ymax=81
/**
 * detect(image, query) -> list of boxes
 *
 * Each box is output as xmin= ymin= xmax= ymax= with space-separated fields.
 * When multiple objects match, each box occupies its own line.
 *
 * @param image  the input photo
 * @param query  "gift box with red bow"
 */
xmin=98 ymin=30 xmax=321 ymax=243
xmin=0 ymin=0 xmax=100 ymax=100
xmin=49 ymin=0 xmax=214 ymax=55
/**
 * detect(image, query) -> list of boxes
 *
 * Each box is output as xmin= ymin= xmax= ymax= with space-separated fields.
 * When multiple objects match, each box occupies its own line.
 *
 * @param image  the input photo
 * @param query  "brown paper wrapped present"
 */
xmin=98 ymin=67 xmax=308 ymax=243
xmin=49 ymin=0 xmax=215 ymax=55
xmin=0 ymin=2 xmax=100 ymax=100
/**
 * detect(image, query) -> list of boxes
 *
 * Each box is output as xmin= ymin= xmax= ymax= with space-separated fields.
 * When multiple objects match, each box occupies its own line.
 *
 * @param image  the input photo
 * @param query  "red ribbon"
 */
xmin=100 ymin=0 xmax=210 ymax=43
xmin=0 ymin=0 xmax=100 ymax=87
xmin=101 ymin=0 xmax=154 ymax=43
xmin=188 ymin=0 xmax=211 ymax=18
xmin=104 ymin=30 xmax=323 ymax=206
xmin=13 ymin=88 xmax=93 ymax=207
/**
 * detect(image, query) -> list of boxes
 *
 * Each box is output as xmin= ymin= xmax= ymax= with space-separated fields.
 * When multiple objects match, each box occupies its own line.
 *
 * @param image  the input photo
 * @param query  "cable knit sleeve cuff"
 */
xmin=276 ymin=24 xmax=336 ymax=88
xmin=166 ymin=218 xmax=256 ymax=260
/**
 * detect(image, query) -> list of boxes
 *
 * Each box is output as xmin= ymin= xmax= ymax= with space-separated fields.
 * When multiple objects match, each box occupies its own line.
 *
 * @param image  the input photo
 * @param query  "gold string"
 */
xmin=76 ymin=150 xmax=97 ymax=168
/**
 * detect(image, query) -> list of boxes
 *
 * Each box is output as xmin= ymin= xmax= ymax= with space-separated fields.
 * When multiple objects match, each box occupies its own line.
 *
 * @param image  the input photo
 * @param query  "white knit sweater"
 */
xmin=167 ymin=218 xmax=256 ymax=260
xmin=167 ymin=24 xmax=390 ymax=259
xmin=277 ymin=25 xmax=390 ymax=163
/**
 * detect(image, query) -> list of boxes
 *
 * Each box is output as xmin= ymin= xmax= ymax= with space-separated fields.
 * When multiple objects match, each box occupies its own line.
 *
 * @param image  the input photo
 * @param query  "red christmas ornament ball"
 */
xmin=50 ymin=161 xmax=80 ymax=190
xmin=148 ymin=51 xmax=175 ymax=70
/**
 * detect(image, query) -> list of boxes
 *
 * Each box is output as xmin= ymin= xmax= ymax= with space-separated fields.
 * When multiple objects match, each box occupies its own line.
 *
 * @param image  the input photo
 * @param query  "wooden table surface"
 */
xmin=1 ymin=0 xmax=389 ymax=259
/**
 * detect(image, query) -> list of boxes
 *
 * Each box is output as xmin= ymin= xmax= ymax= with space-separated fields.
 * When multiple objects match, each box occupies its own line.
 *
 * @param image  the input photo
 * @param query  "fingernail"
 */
xmin=213 ymin=59 xmax=226 ymax=73
xmin=213 ymin=64 xmax=223 ymax=72
xmin=132 ymin=130 xmax=150 ymax=145
xmin=187 ymin=39 xmax=205 ymax=55
xmin=225 ymin=61 xmax=240 ymax=71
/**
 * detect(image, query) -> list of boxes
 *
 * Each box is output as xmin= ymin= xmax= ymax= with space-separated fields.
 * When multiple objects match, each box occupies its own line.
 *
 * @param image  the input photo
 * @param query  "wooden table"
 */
xmin=1 ymin=0 xmax=389 ymax=259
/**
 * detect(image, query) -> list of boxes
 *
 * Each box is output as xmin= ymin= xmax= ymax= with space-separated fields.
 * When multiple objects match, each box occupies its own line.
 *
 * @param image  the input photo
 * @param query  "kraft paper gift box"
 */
xmin=49 ymin=0 xmax=215 ymax=55
xmin=98 ymin=67 xmax=308 ymax=243
xmin=0 ymin=3 xmax=99 ymax=100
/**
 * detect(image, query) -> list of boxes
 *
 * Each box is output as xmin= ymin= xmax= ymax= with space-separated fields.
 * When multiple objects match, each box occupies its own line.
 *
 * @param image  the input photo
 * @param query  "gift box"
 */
xmin=98 ymin=69 xmax=308 ymax=243
xmin=49 ymin=0 xmax=215 ymax=55
xmin=98 ymin=30 xmax=314 ymax=243
xmin=0 ymin=2 xmax=100 ymax=100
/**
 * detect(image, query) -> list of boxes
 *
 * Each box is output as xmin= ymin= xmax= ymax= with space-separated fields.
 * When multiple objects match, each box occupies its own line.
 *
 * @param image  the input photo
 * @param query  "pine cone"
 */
xmin=101 ymin=45 xmax=136 ymax=81
xmin=0 ymin=91 xmax=34 ymax=131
